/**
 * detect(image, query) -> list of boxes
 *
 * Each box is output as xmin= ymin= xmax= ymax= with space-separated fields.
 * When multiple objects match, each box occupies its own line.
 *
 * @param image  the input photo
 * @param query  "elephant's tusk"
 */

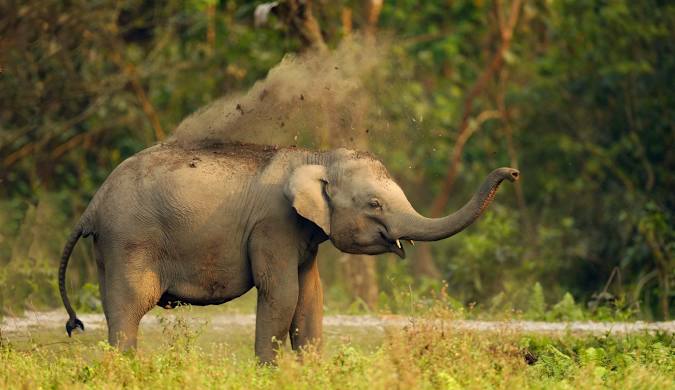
xmin=396 ymin=239 xmax=402 ymax=249
xmin=409 ymin=240 xmax=415 ymax=246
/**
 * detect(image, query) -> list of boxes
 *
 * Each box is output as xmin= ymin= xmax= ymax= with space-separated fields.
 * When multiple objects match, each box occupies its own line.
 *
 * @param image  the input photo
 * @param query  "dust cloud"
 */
xmin=170 ymin=39 xmax=383 ymax=150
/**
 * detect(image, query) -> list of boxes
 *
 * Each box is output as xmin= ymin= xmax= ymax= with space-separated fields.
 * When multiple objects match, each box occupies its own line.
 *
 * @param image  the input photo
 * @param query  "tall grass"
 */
xmin=1 ymin=312 xmax=672 ymax=389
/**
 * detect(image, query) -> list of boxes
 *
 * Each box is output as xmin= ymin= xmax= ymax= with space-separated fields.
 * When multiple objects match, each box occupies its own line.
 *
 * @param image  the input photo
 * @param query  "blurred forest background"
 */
xmin=0 ymin=0 xmax=672 ymax=320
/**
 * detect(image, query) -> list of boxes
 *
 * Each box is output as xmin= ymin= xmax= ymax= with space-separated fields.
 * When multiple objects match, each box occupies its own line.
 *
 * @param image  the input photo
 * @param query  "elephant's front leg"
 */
xmin=250 ymin=226 xmax=300 ymax=364
xmin=254 ymin=281 xmax=298 ymax=364
xmin=255 ymin=267 xmax=298 ymax=363
xmin=290 ymin=253 xmax=323 ymax=354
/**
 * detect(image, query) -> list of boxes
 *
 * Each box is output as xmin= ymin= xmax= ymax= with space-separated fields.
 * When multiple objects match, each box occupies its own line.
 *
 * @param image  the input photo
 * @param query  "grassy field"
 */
xmin=1 ymin=307 xmax=673 ymax=389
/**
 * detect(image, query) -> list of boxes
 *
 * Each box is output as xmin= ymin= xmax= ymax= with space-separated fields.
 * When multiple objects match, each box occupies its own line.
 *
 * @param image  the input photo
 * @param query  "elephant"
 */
xmin=58 ymin=140 xmax=519 ymax=363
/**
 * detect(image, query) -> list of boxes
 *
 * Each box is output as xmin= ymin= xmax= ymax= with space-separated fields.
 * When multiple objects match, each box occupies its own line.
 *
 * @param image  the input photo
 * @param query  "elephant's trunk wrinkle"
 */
xmin=478 ymin=182 xmax=501 ymax=216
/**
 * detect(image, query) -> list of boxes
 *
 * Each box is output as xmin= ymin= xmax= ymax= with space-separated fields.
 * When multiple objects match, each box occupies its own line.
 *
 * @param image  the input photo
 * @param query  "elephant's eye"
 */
xmin=368 ymin=199 xmax=382 ymax=209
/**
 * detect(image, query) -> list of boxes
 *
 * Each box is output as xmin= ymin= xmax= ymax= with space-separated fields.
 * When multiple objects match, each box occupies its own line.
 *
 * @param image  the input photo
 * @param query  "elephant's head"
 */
xmin=285 ymin=149 xmax=519 ymax=258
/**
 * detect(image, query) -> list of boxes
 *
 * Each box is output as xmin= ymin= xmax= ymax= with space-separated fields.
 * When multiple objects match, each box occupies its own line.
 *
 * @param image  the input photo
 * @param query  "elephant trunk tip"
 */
xmin=495 ymin=167 xmax=520 ymax=182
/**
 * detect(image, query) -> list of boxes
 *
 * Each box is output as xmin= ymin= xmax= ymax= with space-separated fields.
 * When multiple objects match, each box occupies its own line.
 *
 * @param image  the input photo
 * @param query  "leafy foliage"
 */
xmin=0 ymin=0 xmax=672 ymax=318
xmin=2 ymin=313 xmax=673 ymax=389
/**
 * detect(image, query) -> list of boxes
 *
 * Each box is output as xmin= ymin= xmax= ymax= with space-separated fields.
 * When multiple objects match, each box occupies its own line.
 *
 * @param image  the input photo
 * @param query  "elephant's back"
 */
xmin=85 ymin=142 xmax=281 ymax=237
xmin=131 ymin=141 xmax=279 ymax=177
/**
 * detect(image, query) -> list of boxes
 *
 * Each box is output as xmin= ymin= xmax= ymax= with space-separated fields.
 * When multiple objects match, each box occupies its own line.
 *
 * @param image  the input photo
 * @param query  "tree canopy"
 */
xmin=1 ymin=0 xmax=672 ymax=319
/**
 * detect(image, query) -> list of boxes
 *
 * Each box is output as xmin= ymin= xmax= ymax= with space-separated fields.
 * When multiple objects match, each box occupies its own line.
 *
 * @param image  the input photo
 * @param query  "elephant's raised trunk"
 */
xmin=394 ymin=168 xmax=519 ymax=242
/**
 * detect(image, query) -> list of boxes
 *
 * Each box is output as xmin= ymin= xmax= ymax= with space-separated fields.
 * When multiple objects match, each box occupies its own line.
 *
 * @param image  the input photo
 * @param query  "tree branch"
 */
xmin=278 ymin=0 xmax=327 ymax=52
xmin=429 ymin=0 xmax=523 ymax=217
xmin=207 ymin=2 xmax=216 ymax=50
xmin=2 ymin=96 xmax=107 ymax=168
xmin=110 ymin=48 xmax=165 ymax=142
xmin=363 ymin=0 xmax=383 ymax=39
xmin=497 ymin=67 xmax=534 ymax=239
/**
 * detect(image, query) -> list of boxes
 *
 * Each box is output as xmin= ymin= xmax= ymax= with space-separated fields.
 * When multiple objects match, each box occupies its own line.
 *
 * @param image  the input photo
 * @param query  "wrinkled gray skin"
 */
xmin=59 ymin=141 xmax=519 ymax=363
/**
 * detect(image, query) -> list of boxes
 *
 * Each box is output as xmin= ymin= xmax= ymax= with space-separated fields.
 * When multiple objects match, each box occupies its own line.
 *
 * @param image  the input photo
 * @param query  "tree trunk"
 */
xmin=277 ymin=0 xmax=327 ymax=52
xmin=340 ymin=254 xmax=379 ymax=309
xmin=413 ymin=244 xmax=441 ymax=279
xmin=414 ymin=0 xmax=524 ymax=281
xmin=335 ymin=0 xmax=387 ymax=309
xmin=280 ymin=0 xmax=382 ymax=310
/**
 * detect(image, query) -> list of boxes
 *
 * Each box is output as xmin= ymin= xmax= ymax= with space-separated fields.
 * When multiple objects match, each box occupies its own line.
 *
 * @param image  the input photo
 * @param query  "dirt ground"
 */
xmin=3 ymin=310 xmax=674 ymax=336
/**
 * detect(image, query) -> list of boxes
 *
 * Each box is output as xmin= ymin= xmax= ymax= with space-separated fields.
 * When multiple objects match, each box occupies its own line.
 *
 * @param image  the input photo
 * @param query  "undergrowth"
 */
xmin=1 ymin=312 xmax=672 ymax=389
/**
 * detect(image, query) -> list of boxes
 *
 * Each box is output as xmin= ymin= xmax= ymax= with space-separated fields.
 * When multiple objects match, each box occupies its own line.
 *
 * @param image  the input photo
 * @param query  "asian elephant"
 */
xmin=59 ymin=141 xmax=519 ymax=363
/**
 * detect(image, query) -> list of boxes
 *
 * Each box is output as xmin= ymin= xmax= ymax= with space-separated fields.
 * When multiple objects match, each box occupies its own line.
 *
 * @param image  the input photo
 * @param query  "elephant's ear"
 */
xmin=284 ymin=165 xmax=331 ymax=235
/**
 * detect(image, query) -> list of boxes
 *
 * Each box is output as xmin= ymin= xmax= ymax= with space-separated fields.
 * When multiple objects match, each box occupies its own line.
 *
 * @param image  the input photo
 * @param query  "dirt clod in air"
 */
xmin=170 ymin=39 xmax=382 ymax=151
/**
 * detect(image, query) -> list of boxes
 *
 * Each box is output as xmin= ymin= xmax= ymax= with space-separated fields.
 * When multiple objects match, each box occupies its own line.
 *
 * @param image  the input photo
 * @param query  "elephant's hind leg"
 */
xmin=94 ymin=244 xmax=109 ymax=323
xmin=290 ymin=252 xmax=323 ymax=354
xmin=104 ymin=246 xmax=162 ymax=351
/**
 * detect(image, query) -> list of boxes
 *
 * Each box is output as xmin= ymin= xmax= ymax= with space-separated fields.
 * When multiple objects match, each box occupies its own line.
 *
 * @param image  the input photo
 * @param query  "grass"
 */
xmin=1 ymin=307 xmax=673 ymax=389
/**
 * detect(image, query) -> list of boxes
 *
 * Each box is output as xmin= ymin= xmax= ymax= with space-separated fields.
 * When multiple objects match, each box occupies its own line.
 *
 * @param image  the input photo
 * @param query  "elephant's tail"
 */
xmin=59 ymin=225 xmax=85 ymax=336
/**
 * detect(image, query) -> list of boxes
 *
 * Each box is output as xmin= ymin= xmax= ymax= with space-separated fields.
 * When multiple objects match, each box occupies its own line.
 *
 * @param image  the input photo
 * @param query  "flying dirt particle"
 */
xmin=280 ymin=121 xmax=285 ymax=127
xmin=300 ymin=94 xmax=304 ymax=100
xmin=189 ymin=156 xmax=201 ymax=168
xmin=365 ymin=129 xmax=370 ymax=133
xmin=236 ymin=104 xmax=244 ymax=115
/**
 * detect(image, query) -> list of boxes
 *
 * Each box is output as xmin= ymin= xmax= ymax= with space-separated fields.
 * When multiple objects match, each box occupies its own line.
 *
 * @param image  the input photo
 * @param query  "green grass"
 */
xmin=1 ymin=309 xmax=673 ymax=389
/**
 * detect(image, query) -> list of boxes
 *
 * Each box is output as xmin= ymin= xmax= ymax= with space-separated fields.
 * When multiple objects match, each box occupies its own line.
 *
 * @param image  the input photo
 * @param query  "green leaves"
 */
xmin=0 ymin=0 xmax=672 ymax=318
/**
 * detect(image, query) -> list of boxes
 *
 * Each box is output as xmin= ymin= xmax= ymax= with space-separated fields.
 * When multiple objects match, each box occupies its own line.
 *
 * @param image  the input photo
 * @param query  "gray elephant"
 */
xmin=59 ymin=141 xmax=519 ymax=363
